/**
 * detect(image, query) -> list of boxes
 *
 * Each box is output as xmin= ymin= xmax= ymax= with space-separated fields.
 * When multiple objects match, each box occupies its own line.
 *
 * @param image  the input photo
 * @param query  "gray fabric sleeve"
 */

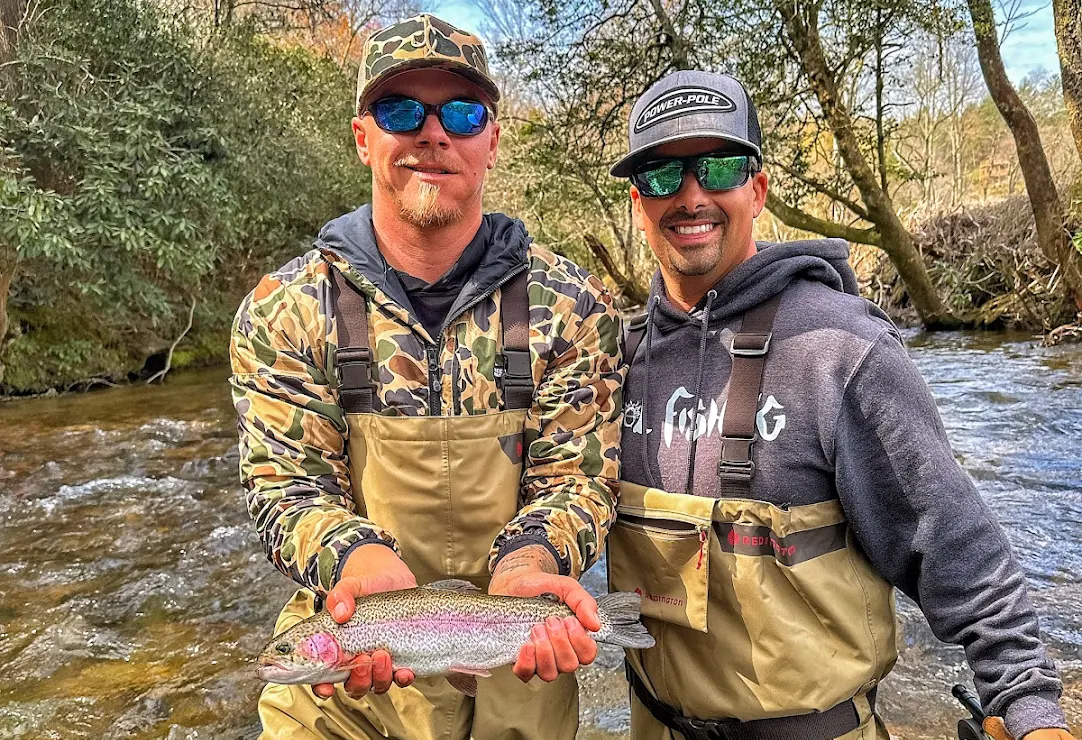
xmin=832 ymin=331 xmax=1066 ymax=735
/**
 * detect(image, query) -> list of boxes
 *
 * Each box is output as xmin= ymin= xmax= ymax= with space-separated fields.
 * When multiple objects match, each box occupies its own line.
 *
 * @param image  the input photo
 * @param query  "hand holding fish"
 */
xmin=313 ymin=544 xmax=419 ymax=699
xmin=488 ymin=545 xmax=601 ymax=683
xmin=257 ymin=575 xmax=653 ymax=698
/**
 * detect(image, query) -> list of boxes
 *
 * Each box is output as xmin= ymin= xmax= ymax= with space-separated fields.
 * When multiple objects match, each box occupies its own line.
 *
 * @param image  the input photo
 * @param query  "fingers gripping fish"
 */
xmin=256 ymin=580 xmax=655 ymax=696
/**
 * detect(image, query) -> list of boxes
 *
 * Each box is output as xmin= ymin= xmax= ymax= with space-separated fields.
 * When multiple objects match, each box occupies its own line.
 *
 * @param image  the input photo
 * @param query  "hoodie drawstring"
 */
xmin=683 ymin=289 xmax=716 ymax=495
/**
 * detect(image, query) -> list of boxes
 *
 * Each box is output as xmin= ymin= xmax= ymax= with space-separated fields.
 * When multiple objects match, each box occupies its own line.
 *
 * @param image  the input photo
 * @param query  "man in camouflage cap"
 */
xmin=232 ymin=13 xmax=623 ymax=740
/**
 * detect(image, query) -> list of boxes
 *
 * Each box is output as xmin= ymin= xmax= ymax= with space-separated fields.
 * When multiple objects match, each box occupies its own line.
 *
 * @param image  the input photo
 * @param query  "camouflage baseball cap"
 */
xmin=356 ymin=14 xmax=500 ymax=117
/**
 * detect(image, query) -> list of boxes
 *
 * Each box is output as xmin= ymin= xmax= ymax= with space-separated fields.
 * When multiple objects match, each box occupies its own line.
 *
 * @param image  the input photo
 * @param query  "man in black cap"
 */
xmin=607 ymin=70 xmax=1074 ymax=740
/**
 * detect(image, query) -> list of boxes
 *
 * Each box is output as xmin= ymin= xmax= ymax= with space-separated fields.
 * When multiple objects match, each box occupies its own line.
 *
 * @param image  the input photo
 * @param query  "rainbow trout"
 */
xmin=256 ymin=579 xmax=654 ymax=696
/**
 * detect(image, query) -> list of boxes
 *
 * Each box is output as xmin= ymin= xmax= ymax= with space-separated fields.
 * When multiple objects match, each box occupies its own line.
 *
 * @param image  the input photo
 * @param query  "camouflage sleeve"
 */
xmin=490 ymin=276 xmax=624 ymax=579
xmin=229 ymin=262 xmax=398 ymax=596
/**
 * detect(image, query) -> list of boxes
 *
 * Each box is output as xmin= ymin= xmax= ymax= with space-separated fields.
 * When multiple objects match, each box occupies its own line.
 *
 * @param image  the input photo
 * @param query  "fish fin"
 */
xmin=446 ymin=672 xmax=478 ymax=696
xmin=424 ymin=579 xmax=481 ymax=593
xmin=538 ymin=592 xmax=562 ymax=604
xmin=449 ymin=665 xmax=492 ymax=677
xmin=596 ymin=591 xmax=656 ymax=649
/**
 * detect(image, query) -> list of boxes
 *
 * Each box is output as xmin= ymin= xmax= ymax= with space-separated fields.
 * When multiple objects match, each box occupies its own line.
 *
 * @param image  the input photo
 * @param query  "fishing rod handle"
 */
xmin=953 ymin=683 xmax=987 ymax=722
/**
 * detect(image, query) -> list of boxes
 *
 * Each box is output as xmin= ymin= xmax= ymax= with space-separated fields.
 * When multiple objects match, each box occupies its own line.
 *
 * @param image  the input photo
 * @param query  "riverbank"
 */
xmin=6 ymin=193 xmax=1082 ymax=398
xmin=857 ymin=194 xmax=1082 ymax=333
xmin=1 ymin=332 xmax=1079 ymax=738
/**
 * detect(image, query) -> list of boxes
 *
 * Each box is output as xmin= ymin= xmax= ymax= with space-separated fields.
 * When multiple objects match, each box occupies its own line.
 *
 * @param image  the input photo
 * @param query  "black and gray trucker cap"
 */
xmin=610 ymin=70 xmax=762 ymax=178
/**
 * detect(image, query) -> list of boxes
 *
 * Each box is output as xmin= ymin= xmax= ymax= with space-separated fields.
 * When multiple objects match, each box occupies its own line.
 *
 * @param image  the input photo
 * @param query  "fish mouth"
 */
xmin=256 ymin=663 xmax=351 ymax=686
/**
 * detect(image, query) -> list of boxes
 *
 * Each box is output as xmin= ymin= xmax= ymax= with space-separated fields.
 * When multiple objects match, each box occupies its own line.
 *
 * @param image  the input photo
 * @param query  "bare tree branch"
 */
xmin=766 ymin=191 xmax=882 ymax=245
xmin=147 ymin=299 xmax=196 ymax=384
xmin=767 ymin=159 xmax=871 ymax=219
xmin=583 ymin=234 xmax=648 ymax=306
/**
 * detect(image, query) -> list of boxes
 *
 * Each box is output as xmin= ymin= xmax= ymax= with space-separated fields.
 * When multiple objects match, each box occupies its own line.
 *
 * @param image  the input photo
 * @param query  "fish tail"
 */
xmin=595 ymin=591 xmax=655 ymax=649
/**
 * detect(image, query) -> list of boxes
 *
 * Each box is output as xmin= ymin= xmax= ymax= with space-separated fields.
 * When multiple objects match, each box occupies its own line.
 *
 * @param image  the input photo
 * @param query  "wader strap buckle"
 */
xmin=498 ymin=349 xmax=533 ymax=391
xmin=499 ymin=268 xmax=534 ymax=411
xmin=717 ymin=294 xmax=782 ymax=496
xmin=336 ymin=347 xmax=376 ymax=414
xmin=729 ymin=331 xmax=771 ymax=357
xmin=717 ymin=436 xmax=755 ymax=480
xmin=329 ymin=268 xmax=377 ymax=414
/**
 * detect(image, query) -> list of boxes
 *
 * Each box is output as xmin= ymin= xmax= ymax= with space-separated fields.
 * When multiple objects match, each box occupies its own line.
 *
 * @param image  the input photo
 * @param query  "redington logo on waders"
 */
xmin=633 ymin=587 xmax=686 ymax=608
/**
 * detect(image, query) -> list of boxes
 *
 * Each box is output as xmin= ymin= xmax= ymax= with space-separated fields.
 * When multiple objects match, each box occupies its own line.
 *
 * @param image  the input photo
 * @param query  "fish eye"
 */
xmin=275 ymin=642 xmax=291 ymax=655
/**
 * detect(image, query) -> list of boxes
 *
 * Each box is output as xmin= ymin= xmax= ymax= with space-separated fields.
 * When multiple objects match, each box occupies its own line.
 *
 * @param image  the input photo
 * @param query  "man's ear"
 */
xmin=486 ymin=120 xmax=501 ymax=170
xmin=630 ymin=186 xmax=647 ymax=232
xmin=352 ymin=117 xmax=371 ymax=167
xmin=751 ymin=169 xmax=769 ymax=218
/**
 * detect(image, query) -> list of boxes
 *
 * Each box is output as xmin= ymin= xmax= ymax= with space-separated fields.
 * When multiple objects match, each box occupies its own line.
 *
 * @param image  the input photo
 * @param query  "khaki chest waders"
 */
xmin=610 ymin=295 xmax=896 ymax=740
xmin=258 ymin=268 xmax=578 ymax=740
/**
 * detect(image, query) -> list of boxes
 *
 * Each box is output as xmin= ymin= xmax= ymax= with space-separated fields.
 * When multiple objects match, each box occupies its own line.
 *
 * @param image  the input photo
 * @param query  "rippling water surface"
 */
xmin=0 ymin=331 xmax=1079 ymax=739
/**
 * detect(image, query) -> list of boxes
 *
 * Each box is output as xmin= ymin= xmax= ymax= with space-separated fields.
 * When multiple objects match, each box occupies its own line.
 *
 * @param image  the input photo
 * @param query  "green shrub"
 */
xmin=0 ymin=0 xmax=369 ymax=393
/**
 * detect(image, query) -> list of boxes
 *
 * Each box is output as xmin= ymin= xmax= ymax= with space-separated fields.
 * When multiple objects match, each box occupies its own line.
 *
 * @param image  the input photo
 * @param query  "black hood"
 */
xmin=315 ymin=204 xmax=531 ymax=325
xmin=649 ymin=238 xmax=860 ymax=333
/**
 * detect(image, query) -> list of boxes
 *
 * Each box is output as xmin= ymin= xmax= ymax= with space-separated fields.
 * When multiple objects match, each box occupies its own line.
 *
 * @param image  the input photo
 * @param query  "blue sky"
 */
xmin=430 ymin=0 xmax=1062 ymax=86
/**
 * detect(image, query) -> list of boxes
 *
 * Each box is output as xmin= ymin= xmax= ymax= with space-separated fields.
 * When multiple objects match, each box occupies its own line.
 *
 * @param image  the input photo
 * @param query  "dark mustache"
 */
xmin=660 ymin=207 xmax=727 ymax=230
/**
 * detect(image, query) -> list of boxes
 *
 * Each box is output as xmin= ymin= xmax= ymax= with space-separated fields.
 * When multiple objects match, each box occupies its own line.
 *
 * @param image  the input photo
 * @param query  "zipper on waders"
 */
xmin=425 ymin=263 xmax=530 ymax=417
xmin=426 ymin=343 xmax=442 ymax=415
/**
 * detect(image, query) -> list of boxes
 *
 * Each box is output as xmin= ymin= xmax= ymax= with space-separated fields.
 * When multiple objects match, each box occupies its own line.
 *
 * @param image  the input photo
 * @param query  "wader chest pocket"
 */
xmin=608 ymin=484 xmax=714 ymax=633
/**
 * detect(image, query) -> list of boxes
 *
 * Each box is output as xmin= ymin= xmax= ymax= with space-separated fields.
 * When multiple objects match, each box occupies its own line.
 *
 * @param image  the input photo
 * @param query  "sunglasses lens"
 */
xmin=698 ymin=156 xmax=750 ymax=190
xmin=372 ymin=97 xmax=425 ymax=132
xmin=440 ymin=100 xmax=488 ymax=135
xmin=634 ymin=160 xmax=685 ymax=197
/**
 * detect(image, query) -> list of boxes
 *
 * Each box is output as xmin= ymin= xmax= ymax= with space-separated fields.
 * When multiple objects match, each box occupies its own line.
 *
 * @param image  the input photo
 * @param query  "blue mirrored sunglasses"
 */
xmin=368 ymin=96 xmax=490 ymax=137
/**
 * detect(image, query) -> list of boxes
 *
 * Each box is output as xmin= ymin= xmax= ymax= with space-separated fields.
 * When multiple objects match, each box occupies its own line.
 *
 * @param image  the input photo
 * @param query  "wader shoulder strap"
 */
xmin=623 ymin=311 xmax=648 ymax=363
xmin=499 ymin=268 xmax=533 ymax=411
xmin=329 ymin=267 xmax=376 ymax=414
xmin=626 ymin=662 xmax=871 ymax=740
xmin=717 ymin=293 xmax=782 ymax=497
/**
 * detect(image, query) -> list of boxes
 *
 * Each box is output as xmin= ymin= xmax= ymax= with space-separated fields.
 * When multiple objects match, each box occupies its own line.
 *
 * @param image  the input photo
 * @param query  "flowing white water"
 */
xmin=0 ymin=332 xmax=1079 ymax=739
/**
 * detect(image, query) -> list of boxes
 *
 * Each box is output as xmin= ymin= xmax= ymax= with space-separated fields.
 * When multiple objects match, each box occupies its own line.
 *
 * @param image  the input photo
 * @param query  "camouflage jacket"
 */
xmin=230 ymin=206 xmax=623 ymax=596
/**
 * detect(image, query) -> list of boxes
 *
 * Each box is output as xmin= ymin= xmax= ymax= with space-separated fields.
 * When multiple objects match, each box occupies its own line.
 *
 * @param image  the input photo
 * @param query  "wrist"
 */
xmin=492 ymin=544 xmax=559 ymax=579
xmin=339 ymin=542 xmax=404 ymax=581
xmin=1005 ymin=692 xmax=1069 ymax=740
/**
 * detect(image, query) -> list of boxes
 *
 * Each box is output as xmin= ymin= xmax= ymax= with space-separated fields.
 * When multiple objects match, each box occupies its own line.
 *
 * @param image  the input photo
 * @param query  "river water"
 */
xmin=0 ymin=331 xmax=1079 ymax=740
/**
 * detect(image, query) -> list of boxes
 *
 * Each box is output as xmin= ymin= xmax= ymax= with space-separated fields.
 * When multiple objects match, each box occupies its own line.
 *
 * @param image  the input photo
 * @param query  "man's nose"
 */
xmin=671 ymin=171 xmax=713 ymax=212
xmin=414 ymin=110 xmax=451 ymax=148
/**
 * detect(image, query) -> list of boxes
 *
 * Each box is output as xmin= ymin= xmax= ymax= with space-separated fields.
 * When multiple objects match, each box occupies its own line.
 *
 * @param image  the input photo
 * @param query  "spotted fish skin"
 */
xmin=257 ymin=584 xmax=654 ymax=687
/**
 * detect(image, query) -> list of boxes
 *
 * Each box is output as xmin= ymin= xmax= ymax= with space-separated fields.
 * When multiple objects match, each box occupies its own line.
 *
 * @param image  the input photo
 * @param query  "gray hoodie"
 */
xmin=620 ymin=239 xmax=1066 ymax=738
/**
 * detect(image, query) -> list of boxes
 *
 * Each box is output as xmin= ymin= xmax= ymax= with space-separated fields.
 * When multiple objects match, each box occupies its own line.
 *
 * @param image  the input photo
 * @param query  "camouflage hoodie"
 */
xmin=230 ymin=205 xmax=623 ymax=595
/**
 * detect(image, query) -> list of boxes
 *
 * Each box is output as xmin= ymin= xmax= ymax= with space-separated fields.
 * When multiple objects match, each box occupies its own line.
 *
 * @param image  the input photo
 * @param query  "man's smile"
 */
xmin=665 ymin=219 xmax=722 ymax=245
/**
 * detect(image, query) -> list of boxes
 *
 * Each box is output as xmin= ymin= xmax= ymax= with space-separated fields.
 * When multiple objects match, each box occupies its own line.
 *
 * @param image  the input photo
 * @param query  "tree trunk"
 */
xmin=776 ymin=1 xmax=960 ymax=328
xmin=583 ymin=234 xmax=648 ymax=306
xmin=1054 ymin=0 xmax=1082 ymax=161
xmin=969 ymin=0 xmax=1082 ymax=311
xmin=0 ymin=251 xmax=16 ymax=384
xmin=0 ymin=0 xmax=24 ymax=384
xmin=1 ymin=0 xmax=24 ymax=65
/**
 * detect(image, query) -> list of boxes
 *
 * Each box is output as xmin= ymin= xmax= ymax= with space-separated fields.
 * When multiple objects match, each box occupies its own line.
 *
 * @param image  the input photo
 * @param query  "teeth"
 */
xmin=674 ymin=224 xmax=713 ymax=235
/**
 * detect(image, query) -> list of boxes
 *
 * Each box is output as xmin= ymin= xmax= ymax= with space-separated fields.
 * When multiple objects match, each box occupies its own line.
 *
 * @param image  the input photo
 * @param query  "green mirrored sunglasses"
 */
xmin=631 ymin=153 xmax=759 ymax=198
